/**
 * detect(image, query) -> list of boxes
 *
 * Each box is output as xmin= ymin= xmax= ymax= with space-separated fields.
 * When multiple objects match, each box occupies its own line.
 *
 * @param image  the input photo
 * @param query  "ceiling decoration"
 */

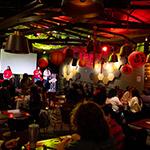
xmin=0 ymin=0 xmax=150 ymax=52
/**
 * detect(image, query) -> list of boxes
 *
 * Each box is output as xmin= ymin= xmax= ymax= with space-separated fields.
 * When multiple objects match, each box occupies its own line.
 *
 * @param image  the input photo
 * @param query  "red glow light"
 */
xmin=102 ymin=46 xmax=108 ymax=52
xmin=9 ymin=113 xmax=14 ymax=118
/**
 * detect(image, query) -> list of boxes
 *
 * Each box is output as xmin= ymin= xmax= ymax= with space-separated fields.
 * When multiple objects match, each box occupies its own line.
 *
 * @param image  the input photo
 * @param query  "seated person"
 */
xmin=56 ymin=101 xmax=115 ymax=150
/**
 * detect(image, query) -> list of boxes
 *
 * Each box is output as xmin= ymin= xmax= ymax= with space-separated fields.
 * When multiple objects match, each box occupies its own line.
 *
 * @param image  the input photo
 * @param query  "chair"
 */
xmin=8 ymin=116 xmax=30 ymax=132
xmin=124 ymin=125 xmax=148 ymax=150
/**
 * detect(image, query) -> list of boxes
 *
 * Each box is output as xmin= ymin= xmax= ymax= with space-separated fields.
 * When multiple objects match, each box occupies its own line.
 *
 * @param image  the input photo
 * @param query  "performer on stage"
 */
xmin=43 ymin=67 xmax=51 ymax=89
xmin=33 ymin=66 xmax=42 ymax=83
xmin=3 ymin=66 xmax=13 ymax=80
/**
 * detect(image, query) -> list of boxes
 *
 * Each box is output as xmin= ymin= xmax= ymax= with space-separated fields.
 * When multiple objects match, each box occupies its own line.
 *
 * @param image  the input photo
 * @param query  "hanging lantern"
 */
xmin=38 ymin=57 xmax=48 ymax=68
xmin=128 ymin=51 xmax=146 ymax=68
xmin=78 ymin=59 xmax=86 ymax=67
xmin=50 ymin=51 xmax=65 ymax=65
xmin=107 ymin=73 xmax=115 ymax=81
xmin=121 ymin=64 xmax=133 ymax=74
xmin=98 ymin=73 xmax=104 ymax=80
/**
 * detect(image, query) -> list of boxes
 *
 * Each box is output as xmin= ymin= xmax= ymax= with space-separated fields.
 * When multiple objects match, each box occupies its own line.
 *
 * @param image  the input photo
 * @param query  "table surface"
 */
xmin=22 ymin=138 xmax=61 ymax=150
xmin=129 ymin=118 xmax=150 ymax=130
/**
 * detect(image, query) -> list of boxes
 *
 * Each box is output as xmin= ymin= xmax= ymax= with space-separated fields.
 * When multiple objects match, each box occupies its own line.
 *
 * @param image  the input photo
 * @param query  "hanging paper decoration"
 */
xmin=79 ymin=52 xmax=101 ymax=68
xmin=50 ymin=51 xmax=65 ymax=65
xmin=78 ymin=59 xmax=86 ymax=67
xmin=63 ymin=47 xmax=74 ymax=58
xmin=121 ymin=64 xmax=133 ymax=74
xmin=128 ymin=51 xmax=146 ymax=68
xmin=38 ymin=57 xmax=48 ymax=68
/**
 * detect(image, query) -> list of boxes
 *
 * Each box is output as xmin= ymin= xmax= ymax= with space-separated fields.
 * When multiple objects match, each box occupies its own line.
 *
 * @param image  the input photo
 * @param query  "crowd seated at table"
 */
xmin=0 ymin=76 xmax=150 ymax=150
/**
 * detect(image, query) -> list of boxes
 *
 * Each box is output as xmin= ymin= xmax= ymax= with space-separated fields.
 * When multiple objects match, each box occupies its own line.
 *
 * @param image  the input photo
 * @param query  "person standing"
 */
xmin=33 ymin=66 xmax=42 ymax=83
xmin=43 ymin=67 xmax=51 ymax=90
xmin=3 ymin=66 xmax=13 ymax=80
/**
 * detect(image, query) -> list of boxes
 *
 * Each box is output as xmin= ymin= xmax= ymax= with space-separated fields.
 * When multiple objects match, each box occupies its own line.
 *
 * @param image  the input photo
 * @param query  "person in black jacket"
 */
xmin=29 ymin=86 xmax=42 ymax=123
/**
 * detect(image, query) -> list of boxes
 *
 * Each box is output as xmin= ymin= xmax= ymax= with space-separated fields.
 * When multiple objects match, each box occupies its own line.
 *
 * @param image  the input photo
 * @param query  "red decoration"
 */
xmin=128 ymin=51 xmax=146 ymax=68
xmin=121 ymin=64 xmax=133 ymax=74
xmin=50 ymin=51 xmax=65 ymax=65
xmin=38 ymin=57 xmax=48 ymax=68
xmin=78 ymin=59 xmax=86 ymax=67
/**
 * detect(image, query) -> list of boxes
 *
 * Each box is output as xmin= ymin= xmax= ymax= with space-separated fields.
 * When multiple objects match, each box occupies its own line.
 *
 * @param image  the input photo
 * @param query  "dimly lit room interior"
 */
xmin=0 ymin=0 xmax=150 ymax=149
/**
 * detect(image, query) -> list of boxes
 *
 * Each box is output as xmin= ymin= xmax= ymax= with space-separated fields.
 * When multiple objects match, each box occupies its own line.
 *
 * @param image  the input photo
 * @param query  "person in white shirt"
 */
xmin=43 ymin=67 xmax=51 ymax=90
xmin=128 ymin=88 xmax=143 ymax=113
xmin=106 ymin=88 xmax=123 ymax=112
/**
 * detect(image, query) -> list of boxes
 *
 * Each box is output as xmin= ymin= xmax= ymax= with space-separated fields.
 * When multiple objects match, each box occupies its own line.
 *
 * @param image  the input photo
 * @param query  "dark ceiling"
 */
xmin=0 ymin=0 xmax=150 ymax=52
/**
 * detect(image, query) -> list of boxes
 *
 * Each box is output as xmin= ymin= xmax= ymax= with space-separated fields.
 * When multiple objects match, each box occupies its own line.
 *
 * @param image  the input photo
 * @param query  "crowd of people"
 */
xmin=0 ymin=66 xmax=149 ymax=150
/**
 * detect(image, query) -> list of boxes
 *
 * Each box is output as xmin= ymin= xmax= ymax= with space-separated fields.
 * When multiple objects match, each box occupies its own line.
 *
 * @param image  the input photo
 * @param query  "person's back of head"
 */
xmin=71 ymin=101 xmax=110 ymax=142
xmin=2 ymin=80 xmax=10 ymax=87
xmin=107 ymin=88 xmax=117 ymax=98
xmin=93 ymin=86 xmax=107 ymax=105
xmin=131 ymin=88 xmax=140 ymax=97
xmin=23 ymin=73 xmax=28 ymax=79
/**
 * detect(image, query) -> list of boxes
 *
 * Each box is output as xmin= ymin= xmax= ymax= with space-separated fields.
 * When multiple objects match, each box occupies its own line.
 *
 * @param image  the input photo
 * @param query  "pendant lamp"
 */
xmin=61 ymin=0 xmax=104 ymax=19
xmin=109 ymin=53 xmax=118 ymax=62
xmin=5 ymin=31 xmax=30 ymax=54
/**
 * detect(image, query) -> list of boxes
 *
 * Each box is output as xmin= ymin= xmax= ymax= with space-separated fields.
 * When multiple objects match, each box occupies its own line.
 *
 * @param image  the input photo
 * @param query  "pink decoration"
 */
xmin=121 ymin=64 xmax=133 ymax=74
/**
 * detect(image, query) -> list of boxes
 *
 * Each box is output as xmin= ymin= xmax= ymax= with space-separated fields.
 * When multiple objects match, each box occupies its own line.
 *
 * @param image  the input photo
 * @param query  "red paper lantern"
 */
xmin=78 ymin=59 xmax=86 ymax=67
xmin=50 ymin=51 xmax=65 ymax=65
xmin=128 ymin=51 xmax=146 ymax=68
xmin=38 ymin=57 xmax=48 ymax=68
xmin=121 ymin=64 xmax=133 ymax=74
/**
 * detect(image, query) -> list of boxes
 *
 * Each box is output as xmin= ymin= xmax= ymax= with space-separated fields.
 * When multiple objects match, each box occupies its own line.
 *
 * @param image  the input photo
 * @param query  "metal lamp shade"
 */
xmin=5 ymin=31 xmax=30 ymax=54
xmin=62 ymin=0 xmax=104 ymax=19
xmin=109 ymin=53 xmax=118 ymax=62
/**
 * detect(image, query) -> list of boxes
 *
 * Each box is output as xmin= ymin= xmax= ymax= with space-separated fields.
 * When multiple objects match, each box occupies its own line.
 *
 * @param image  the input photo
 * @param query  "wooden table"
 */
xmin=129 ymin=118 xmax=150 ymax=130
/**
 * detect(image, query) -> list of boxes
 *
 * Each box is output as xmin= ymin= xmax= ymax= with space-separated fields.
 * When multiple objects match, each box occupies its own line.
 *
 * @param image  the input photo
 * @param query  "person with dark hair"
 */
xmin=20 ymin=73 xmax=33 ymax=95
xmin=0 ymin=80 xmax=11 ymax=110
xmin=33 ymin=66 xmax=42 ymax=83
xmin=128 ymin=88 xmax=143 ymax=113
xmin=103 ymin=104 xmax=125 ymax=150
xmin=93 ymin=85 xmax=107 ymax=105
xmin=29 ymin=86 xmax=42 ymax=123
xmin=56 ymin=101 xmax=115 ymax=150
xmin=93 ymin=86 xmax=125 ymax=150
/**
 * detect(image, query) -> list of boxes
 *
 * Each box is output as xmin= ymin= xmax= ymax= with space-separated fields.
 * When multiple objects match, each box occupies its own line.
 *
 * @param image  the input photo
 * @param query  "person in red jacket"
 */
xmin=33 ymin=66 xmax=43 ymax=83
xmin=3 ymin=66 xmax=13 ymax=80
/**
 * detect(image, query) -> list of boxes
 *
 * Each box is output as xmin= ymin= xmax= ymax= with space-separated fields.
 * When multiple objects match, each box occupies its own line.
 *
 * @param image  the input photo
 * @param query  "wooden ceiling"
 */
xmin=0 ymin=0 xmax=150 ymax=51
